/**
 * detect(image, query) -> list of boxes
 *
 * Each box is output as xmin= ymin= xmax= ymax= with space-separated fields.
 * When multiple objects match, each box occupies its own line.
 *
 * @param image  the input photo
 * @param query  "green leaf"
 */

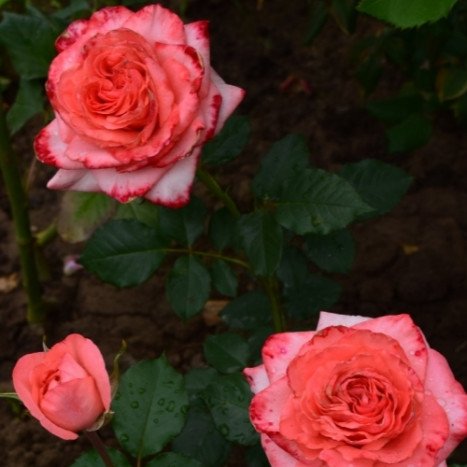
xmin=304 ymin=0 xmax=328 ymax=45
xmin=158 ymin=197 xmax=206 ymax=245
xmin=366 ymin=94 xmax=424 ymax=125
xmin=112 ymin=357 xmax=188 ymax=459
xmin=356 ymin=54 xmax=383 ymax=95
xmin=166 ymin=256 xmax=211 ymax=319
xmin=184 ymin=368 xmax=219 ymax=401
xmin=246 ymin=443 xmax=269 ymax=467
xmin=247 ymin=326 xmax=274 ymax=365
xmin=221 ymin=292 xmax=271 ymax=330
xmin=253 ymin=134 xmax=310 ymax=199
xmin=330 ymin=0 xmax=357 ymax=34
xmin=115 ymin=199 xmax=161 ymax=229
xmin=172 ymin=402 xmax=230 ymax=467
xmin=357 ymin=0 xmax=457 ymax=28
xmin=274 ymin=168 xmax=372 ymax=235
xmin=71 ymin=448 xmax=131 ymax=467
xmin=210 ymin=260 xmax=238 ymax=297
xmin=80 ymin=219 xmax=167 ymax=287
xmin=209 ymin=208 xmax=238 ymax=251
xmin=238 ymin=211 xmax=283 ymax=275
xmin=305 ymin=229 xmax=355 ymax=274
xmin=57 ymin=192 xmax=116 ymax=243
xmin=7 ymin=79 xmax=44 ymax=134
xmin=202 ymin=373 xmax=258 ymax=446
xmin=340 ymin=159 xmax=413 ymax=216
xmin=202 ymin=115 xmax=250 ymax=166
xmin=146 ymin=453 xmax=202 ymax=467
xmin=204 ymin=333 xmax=250 ymax=373
xmin=0 ymin=12 xmax=58 ymax=78
xmin=437 ymin=68 xmax=467 ymax=101
xmin=386 ymin=114 xmax=432 ymax=153
xmin=52 ymin=0 xmax=90 ymax=21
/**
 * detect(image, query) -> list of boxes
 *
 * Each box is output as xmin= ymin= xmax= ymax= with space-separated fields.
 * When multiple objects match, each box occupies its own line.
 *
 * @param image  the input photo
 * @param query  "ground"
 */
xmin=0 ymin=0 xmax=466 ymax=465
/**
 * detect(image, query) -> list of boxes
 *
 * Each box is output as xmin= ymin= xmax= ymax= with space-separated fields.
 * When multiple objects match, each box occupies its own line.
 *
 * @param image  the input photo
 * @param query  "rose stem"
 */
xmin=0 ymin=103 xmax=45 ymax=324
xmin=84 ymin=431 xmax=115 ymax=467
xmin=196 ymin=166 xmax=287 ymax=332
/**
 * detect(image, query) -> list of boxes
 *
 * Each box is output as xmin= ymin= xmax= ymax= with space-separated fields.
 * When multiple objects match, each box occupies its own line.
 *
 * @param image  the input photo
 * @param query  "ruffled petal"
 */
xmin=316 ymin=311 xmax=369 ymax=330
xmin=244 ymin=364 xmax=269 ymax=394
xmin=47 ymin=169 xmax=100 ymax=192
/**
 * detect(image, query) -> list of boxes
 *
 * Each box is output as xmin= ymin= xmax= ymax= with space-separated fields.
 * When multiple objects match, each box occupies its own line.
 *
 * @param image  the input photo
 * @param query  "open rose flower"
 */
xmin=244 ymin=312 xmax=467 ymax=466
xmin=12 ymin=334 xmax=111 ymax=440
xmin=34 ymin=4 xmax=244 ymax=206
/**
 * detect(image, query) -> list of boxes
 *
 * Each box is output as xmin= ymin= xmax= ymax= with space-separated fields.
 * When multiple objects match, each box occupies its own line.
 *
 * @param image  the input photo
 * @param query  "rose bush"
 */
xmin=244 ymin=312 xmax=467 ymax=466
xmin=12 ymin=334 xmax=111 ymax=440
xmin=34 ymin=4 xmax=244 ymax=206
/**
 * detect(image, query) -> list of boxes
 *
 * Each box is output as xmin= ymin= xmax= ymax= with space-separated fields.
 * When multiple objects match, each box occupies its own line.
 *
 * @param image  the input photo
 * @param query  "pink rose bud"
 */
xmin=13 ymin=334 xmax=111 ymax=440
xmin=34 ymin=5 xmax=244 ymax=207
xmin=244 ymin=312 xmax=467 ymax=466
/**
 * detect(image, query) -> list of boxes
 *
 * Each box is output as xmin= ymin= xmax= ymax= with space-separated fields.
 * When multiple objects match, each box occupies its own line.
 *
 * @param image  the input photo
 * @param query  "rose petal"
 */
xmin=243 ymin=364 xmax=269 ymax=394
xmin=47 ymin=169 xmax=100 ymax=192
xmin=316 ymin=311 xmax=369 ymax=330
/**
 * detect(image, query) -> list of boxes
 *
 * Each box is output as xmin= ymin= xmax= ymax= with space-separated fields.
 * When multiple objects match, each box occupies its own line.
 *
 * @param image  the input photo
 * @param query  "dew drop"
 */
xmin=219 ymin=424 xmax=230 ymax=436
xmin=153 ymin=418 xmax=159 ymax=424
xmin=157 ymin=398 xmax=166 ymax=406
xmin=130 ymin=401 xmax=139 ymax=409
xmin=138 ymin=387 xmax=146 ymax=395
xmin=166 ymin=401 xmax=175 ymax=412
xmin=120 ymin=434 xmax=129 ymax=442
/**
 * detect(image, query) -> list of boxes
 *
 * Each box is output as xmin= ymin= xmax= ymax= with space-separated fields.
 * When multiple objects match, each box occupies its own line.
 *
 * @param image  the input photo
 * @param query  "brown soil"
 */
xmin=0 ymin=0 xmax=466 ymax=465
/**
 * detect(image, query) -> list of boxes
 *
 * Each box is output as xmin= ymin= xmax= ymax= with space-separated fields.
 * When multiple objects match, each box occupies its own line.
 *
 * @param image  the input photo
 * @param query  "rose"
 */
xmin=34 ymin=5 xmax=244 ymax=207
xmin=12 ymin=334 xmax=111 ymax=440
xmin=244 ymin=312 xmax=467 ymax=466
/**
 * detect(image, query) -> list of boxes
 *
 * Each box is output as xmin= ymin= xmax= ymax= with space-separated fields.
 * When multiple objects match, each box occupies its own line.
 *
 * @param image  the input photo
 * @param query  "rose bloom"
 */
xmin=244 ymin=312 xmax=467 ymax=466
xmin=12 ymin=334 xmax=111 ymax=440
xmin=34 ymin=4 xmax=244 ymax=206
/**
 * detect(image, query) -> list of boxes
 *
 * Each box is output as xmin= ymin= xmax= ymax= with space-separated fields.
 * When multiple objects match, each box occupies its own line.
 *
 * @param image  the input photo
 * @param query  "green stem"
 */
xmin=165 ymin=248 xmax=250 ymax=269
xmin=84 ymin=431 xmax=114 ymax=467
xmin=35 ymin=222 xmax=57 ymax=247
xmin=196 ymin=168 xmax=241 ymax=218
xmin=0 ymin=392 xmax=20 ymax=401
xmin=0 ymin=103 xmax=45 ymax=323
xmin=261 ymin=276 xmax=286 ymax=332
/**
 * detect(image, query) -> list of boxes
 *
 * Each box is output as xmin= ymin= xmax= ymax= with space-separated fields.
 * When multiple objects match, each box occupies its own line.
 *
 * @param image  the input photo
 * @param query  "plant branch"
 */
xmin=84 ymin=431 xmax=114 ymax=467
xmin=261 ymin=276 xmax=286 ymax=332
xmin=165 ymin=248 xmax=250 ymax=269
xmin=0 ymin=103 xmax=45 ymax=323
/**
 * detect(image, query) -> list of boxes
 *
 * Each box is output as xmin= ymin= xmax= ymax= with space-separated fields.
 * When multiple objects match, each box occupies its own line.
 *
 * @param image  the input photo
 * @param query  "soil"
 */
xmin=0 ymin=0 xmax=466 ymax=465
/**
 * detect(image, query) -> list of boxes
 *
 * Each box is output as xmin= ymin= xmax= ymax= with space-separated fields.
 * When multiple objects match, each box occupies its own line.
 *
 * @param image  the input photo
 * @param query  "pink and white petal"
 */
xmin=243 ymin=365 xmax=269 ymax=394
xmin=261 ymin=434 xmax=322 ymax=467
xmin=425 ymin=348 xmax=467 ymax=463
xmin=355 ymin=314 xmax=428 ymax=381
xmin=261 ymin=331 xmax=314 ymax=383
xmin=65 ymin=137 xmax=122 ymax=169
xmin=144 ymin=149 xmax=200 ymax=207
xmin=210 ymin=68 xmax=245 ymax=134
xmin=249 ymin=377 xmax=291 ymax=433
xmin=437 ymin=462 xmax=447 ymax=467
xmin=198 ymin=83 xmax=222 ymax=141
xmin=62 ymin=334 xmax=111 ymax=411
xmin=122 ymin=4 xmax=185 ymax=45
xmin=47 ymin=169 xmax=100 ymax=193
xmin=316 ymin=311 xmax=370 ymax=330
xmin=93 ymin=166 xmax=167 ymax=203
xmin=34 ymin=120 xmax=83 ymax=170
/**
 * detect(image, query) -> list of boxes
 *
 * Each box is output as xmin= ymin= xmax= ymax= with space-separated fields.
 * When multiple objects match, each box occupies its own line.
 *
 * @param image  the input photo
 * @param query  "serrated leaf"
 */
xmin=330 ymin=0 xmax=357 ymax=34
xmin=386 ymin=114 xmax=432 ymax=153
xmin=253 ymin=134 xmax=310 ymax=199
xmin=158 ymin=197 xmax=206 ymax=245
xmin=209 ymin=208 xmax=238 ymax=251
xmin=202 ymin=115 xmax=250 ymax=166
xmin=202 ymin=373 xmax=258 ymax=446
xmin=146 ymin=453 xmax=202 ymax=467
xmin=52 ymin=0 xmax=90 ymax=20
xmin=7 ymin=79 xmax=44 ymax=134
xmin=305 ymin=229 xmax=355 ymax=274
xmin=204 ymin=333 xmax=250 ymax=373
xmin=366 ymin=94 xmax=424 ymax=125
xmin=0 ymin=12 xmax=58 ymax=78
xmin=357 ymin=0 xmax=457 ymax=28
xmin=71 ymin=449 xmax=131 ymax=467
xmin=166 ymin=256 xmax=211 ymax=319
xmin=57 ymin=192 xmax=116 ymax=243
xmin=184 ymin=368 xmax=219 ymax=401
xmin=115 ymin=199 xmax=161 ymax=228
xmin=304 ymin=0 xmax=328 ymax=45
xmin=221 ymin=292 xmax=271 ymax=330
xmin=277 ymin=246 xmax=309 ymax=290
xmin=112 ymin=357 xmax=188 ymax=459
xmin=172 ymin=402 xmax=230 ymax=467
xmin=238 ymin=211 xmax=283 ymax=276
xmin=210 ymin=260 xmax=238 ymax=297
xmin=340 ymin=159 xmax=412 ymax=216
xmin=80 ymin=219 xmax=167 ymax=287
xmin=274 ymin=168 xmax=372 ymax=235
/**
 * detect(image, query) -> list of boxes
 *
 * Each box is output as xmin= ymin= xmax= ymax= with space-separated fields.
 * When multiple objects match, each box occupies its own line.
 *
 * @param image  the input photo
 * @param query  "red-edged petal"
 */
xmin=425 ymin=348 xmax=467 ymax=463
xmin=355 ymin=314 xmax=428 ymax=381
xmin=47 ymin=169 xmax=100 ymax=192
xmin=316 ymin=311 xmax=369 ymax=330
xmin=144 ymin=148 xmax=200 ymax=207
xmin=65 ymin=137 xmax=122 ymax=169
xmin=261 ymin=331 xmax=314 ymax=383
xmin=122 ymin=4 xmax=185 ymax=45
xmin=197 ymin=82 xmax=222 ymax=141
xmin=244 ymin=365 xmax=269 ymax=394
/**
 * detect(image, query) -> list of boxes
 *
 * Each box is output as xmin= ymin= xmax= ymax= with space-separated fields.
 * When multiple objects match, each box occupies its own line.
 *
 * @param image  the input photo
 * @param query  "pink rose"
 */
xmin=34 ymin=5 xmax=244 ymax=206
xmin=244 ymin=312 xmax=467 ymax=466
xmin=12 ymin=334 xmax=111 ymax=440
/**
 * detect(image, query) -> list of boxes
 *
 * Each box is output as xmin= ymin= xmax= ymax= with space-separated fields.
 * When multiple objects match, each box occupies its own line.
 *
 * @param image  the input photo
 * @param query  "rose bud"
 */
xmin=34 ymin=4 xmax=244 ymax=207
xmin=244 ymin=312 xmax=467 ymax=466
xmin=13 ymin=334 xmax=111 ymax=440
